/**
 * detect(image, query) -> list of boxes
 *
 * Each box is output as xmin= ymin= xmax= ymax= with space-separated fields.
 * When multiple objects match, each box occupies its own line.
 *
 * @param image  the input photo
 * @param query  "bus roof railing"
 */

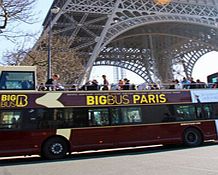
xmin=38 ymin=82 xmax=217 ymax=91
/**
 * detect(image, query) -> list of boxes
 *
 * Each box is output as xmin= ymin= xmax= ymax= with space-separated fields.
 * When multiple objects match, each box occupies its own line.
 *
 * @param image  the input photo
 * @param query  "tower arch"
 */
xmin=40 ymin=0 xmax=218 ymax=84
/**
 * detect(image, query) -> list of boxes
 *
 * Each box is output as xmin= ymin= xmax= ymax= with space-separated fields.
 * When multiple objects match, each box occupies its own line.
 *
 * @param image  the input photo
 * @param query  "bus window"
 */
xmin=174 ymin=105 xmax=196 ymax=121
xmin=38 ymin=108 xmax=89 ymax=128
xmin=213 ymin=103 xmax=218 ymax=118
xmin=196 ymin=104 xmax=213 ymax=119
xmin=204 ymin=105 xmax=213 ymax=119
xmin=72 ymin=109 xmax=89 ymax=127
xmin=44 ymin=109 xmax=65 ymax=128
xmin=59 ymin=108 xmax=74 ymax=128
xmin=142 ymin=105 xmax=173 ymax=123
xmin=119 ymin=107 xmax=142 ymax=124
xmin=88 ymin=108 xmax=109 ymax=126
xmin=37 ymin=109 xmax=54 ymax=129
xmin=0 ymin=71 xmax=35 ymax=90
xmin=0 ymin=111 xmax=21 ymax=129
xmin=111 ymin=108 xmax=120 ymax=125
xmin=21 ymin=109 xmax=41 ymax=129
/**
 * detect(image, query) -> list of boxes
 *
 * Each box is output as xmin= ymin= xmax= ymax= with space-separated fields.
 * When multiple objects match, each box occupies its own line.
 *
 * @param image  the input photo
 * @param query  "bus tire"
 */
xmin=183 ymin=128 xmax=203 ymax=147
xmin=42 ymin=137 xmax=69 ymax=159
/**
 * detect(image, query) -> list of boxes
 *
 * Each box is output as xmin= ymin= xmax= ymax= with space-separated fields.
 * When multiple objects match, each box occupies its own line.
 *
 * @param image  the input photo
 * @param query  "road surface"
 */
xmin=0 ymin=143 xmax=218 ymax=175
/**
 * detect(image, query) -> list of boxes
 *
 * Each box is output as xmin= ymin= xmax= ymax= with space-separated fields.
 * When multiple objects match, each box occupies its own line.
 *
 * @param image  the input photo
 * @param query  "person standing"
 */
xmin=102 ymin=75 xmax=109 ymax=90
xmin=123 ymin=78 xmax=130 ymax=90
xmin=45 ymin=74 xmax=62 ymax=91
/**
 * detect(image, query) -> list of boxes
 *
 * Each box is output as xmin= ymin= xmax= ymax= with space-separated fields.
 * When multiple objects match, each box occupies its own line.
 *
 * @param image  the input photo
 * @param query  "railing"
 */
xmin=38 ymin=82 xmax=217 ymax=91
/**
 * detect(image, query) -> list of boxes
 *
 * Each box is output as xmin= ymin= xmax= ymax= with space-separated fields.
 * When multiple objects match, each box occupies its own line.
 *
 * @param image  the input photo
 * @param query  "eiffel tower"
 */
xmin=43 ymin=0 xmax=218 ymax=84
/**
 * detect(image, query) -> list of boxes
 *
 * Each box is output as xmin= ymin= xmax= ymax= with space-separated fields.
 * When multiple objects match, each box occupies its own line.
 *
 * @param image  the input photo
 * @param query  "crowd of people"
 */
xmin=38 ymin=74 xmax=216 ymax=91
xmin=168 ymin=77 xmax=207 ymax=89
xmin=79 ymin=75 xmax=136 ymax=91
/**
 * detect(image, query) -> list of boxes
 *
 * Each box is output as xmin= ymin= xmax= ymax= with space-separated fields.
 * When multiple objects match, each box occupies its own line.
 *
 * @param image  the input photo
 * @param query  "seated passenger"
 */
xmin=38 ymin=83 xmax=46 ymax=91
xmin=196 ymin=79 xmax=206 ymax=89
xmin=69 ymin=84 xmax=77 ymax=91
xmin=87 ymin=80 xmax=100 ymax=90
xmin=79 ymin=81 xmax=91 ymax=91
xmin=11 ymin=117 xmax=18 ymax=128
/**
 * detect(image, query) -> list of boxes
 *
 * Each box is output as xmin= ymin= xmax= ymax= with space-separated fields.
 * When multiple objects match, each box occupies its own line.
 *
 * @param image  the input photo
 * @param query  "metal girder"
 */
xmin=94 ymin=46 xmax=154 ymax=82
xmin=40 ymin=0 xmax=218 ymax=84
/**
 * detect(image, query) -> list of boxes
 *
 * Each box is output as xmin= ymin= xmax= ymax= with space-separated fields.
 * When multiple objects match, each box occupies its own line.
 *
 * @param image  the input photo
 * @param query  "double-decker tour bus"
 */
xmin=0 ymin=66 xmax=218 ymax=159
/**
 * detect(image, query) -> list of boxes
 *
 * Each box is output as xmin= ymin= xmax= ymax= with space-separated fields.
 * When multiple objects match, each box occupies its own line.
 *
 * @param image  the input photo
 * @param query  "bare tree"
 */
xmin=3 ymin=36 xmax=85 ymax=85
xmin=0 ymin=0 xmax=7 ymax=29
xmin=0 ymin=0 xmax=37 ymax=38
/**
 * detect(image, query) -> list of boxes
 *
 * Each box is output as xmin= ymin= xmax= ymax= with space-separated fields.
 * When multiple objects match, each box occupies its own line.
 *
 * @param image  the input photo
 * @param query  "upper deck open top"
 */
xmin=0 ymin=65 xmax=217 ymax=109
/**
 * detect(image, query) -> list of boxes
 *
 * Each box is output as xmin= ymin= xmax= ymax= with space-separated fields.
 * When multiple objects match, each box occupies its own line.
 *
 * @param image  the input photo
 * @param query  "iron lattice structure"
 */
xmin=42 ymin=0 xmax=218 ymax=84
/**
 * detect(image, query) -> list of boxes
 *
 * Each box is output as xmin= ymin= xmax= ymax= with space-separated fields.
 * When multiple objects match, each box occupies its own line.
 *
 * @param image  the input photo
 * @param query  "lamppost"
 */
xmin=47 ymin=6 xmax=60 ymax=80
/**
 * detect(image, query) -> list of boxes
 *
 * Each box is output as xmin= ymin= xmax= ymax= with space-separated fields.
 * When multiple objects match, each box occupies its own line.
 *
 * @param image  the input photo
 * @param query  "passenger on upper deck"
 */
xmin=137 ymin=82 xmax=147 ymax=90
xmin=79 ymin=81 xmax=91 ymax=91
xmin=88 ymin=80 xmax=100 ymax=90
xmin=188 ymin=77 xmax=196 ymax=89
xmin=123 ymin=78 xmax=130 ymax=90
xmin=169 ymin=80 xmax=176 ymax=89
xmin=174 ymin=79 xmax=183 ymax=89
xmin=45 ymin=74 xmax=64 ymax=91
xmin=79 ymin=79 xmax=100 ymax=91
xmin=181 ymin=77 xmax=190 ymax=89
xmin=148 ymin=83 xmax=159 ymax=90
xmin=195 ymin=79 xmax=206 ymax=89
xmin=38 ymin=83 xmax=46 ymax=91
xmin=102 ymin=75 xmax=109 ymax=90
xmin=117 ymin=79 xmax=124 ymax=90
xmin=69 ymin=84 xmax=77 ymax=91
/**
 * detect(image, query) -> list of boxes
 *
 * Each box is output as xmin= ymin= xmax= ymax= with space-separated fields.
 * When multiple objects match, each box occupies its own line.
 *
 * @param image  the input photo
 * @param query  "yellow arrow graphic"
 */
xmin=35 ymin=93 xmax=64 ymax=108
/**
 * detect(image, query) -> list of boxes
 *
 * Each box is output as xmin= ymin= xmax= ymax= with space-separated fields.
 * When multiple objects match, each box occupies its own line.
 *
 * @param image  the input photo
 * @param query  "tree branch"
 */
xmin=0 ymin=3 xmax=8 ymax=29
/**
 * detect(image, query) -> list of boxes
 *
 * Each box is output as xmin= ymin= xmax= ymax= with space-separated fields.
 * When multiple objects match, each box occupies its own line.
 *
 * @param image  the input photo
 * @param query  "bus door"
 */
xmin=71 ymin=108 xmax=114 ymax=151
xmin=0 ymin=109 xmax=46 ymax=155
xmin=0 ymin=110 xmax=30 ymax=154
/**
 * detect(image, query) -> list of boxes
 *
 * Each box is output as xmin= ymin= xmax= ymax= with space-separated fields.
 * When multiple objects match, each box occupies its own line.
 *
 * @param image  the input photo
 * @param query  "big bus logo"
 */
xmin=0 ymin=94 xmax=28 ymax=107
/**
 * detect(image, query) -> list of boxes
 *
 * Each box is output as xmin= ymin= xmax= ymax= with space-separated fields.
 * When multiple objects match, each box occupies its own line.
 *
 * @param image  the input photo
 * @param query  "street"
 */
xmin=1 ymin=143 xmax=218 ymax=175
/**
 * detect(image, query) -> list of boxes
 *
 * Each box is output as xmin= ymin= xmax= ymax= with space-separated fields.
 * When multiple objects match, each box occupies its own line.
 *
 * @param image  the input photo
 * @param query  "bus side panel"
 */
xmin=70 ymin=127 xmax=114 ymax=152
xmin=0 ymin=130 xmax=55 ymax=157
xmin=113 ymin=124 xmax=182 ymax=147
xmin=113 ymin=121 xmax=217 ymax=147
xmin=69 ymin=120 xmax=217 ymax=152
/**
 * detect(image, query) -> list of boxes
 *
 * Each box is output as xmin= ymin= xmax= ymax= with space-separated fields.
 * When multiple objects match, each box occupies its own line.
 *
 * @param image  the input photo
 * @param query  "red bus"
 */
xmin=0 ymin=66 xmax=218 ymax=159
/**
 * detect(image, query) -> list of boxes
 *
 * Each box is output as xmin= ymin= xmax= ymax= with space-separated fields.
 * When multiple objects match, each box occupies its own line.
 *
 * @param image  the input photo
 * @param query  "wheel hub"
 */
xmin=51 ymin=143 xmax=63 ymax=154
xmin=187 ymin=133 xmax=196 ymax=143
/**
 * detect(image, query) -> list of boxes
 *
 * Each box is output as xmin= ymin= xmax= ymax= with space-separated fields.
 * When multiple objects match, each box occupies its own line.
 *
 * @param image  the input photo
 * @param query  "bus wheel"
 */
xmin=183 ymin=128 xmax=203 ymax=147
xmin=42 ymin=137 xmax=69 ymax=159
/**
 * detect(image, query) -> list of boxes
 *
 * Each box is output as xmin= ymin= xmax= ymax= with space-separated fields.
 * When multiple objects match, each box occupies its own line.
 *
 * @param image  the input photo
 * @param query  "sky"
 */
xmin=0 ymin=0 xmax=53 ymax=54
xmin=192 ymin=51 xmax=218 ymax=82
xmin=0 ymin=0 xmax=217 ymax=85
